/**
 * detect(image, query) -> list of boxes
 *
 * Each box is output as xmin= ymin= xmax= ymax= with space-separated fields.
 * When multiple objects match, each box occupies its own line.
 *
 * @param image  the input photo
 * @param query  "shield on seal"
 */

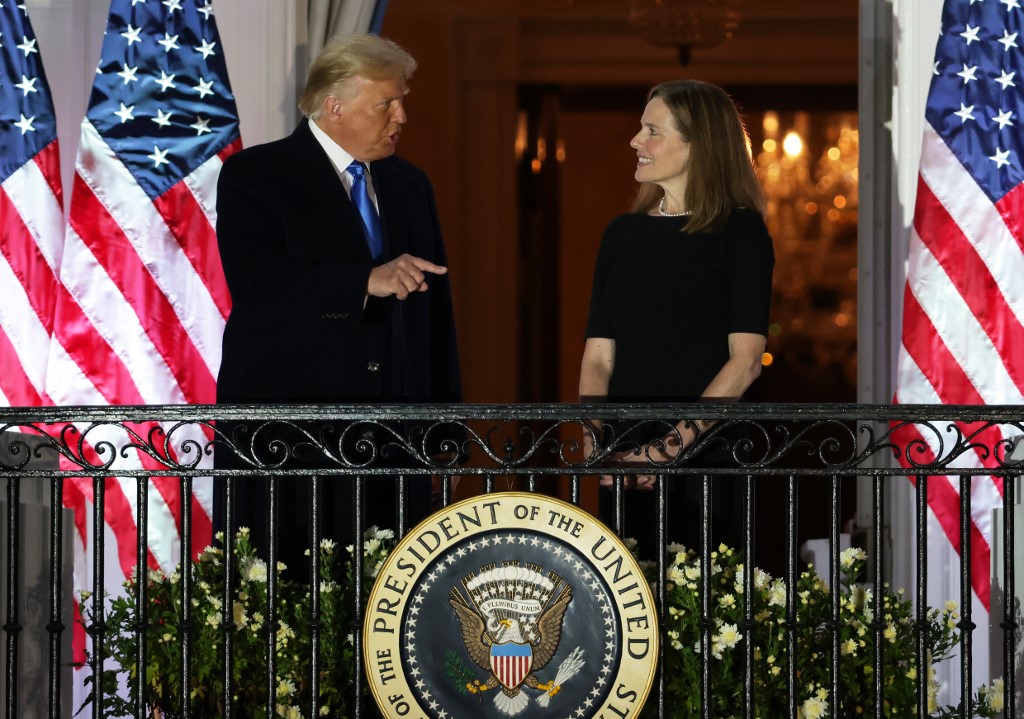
xmin=490 ymin=642 xmax=533 ymax=689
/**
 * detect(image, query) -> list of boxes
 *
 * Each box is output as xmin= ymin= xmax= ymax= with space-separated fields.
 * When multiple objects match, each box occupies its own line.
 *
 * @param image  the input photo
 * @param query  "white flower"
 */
xmin=987 ymin=678 xmax=1005 ymax=711
xmin=233 ymin=601 xmax=247 ymax=628
xmin=768 ymin=580 xmax=786 ymax=607
xmin=839 ymin=546 xmax=867 ymax=568
xmin=245 ymin=559 xmax=268 ymax=583
xmin=798 ymin=696 xmax=827 ymax=719
xmin=717 ymin=622 xmax=741 ymax=649
xmin=276 ymin=678 xmax=296 ymax=697
xmin=667 ymin=566 xmax=686 ymax=585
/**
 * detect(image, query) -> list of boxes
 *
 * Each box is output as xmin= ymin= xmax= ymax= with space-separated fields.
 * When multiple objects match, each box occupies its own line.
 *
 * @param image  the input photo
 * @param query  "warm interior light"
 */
xmin=515 ymin=111 xmax=528 ymax=160
xmin=782 ymin=131 xmax=803 ymax=157
xmin=761 ymin=352 xmax=774 ymax=367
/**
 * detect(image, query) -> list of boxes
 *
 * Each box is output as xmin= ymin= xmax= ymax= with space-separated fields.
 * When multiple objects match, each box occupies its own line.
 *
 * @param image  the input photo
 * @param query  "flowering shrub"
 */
xmin=82 ymin=526 xmax=394 ymax=719
xmin=641 ymin=543 xmax=1004 ymax=719
xmin=86 ymin=531 xmax=1005 ymax=719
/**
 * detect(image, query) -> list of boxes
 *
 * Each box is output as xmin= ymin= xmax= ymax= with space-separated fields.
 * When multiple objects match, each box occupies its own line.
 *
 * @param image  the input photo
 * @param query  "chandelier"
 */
xmin=627 ymin=0 xmax=741 ymax=63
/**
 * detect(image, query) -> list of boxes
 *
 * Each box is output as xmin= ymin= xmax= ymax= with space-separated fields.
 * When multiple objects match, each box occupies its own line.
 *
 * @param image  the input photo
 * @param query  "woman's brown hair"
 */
xmin=632 ymin=80 xmax=766 ymax=233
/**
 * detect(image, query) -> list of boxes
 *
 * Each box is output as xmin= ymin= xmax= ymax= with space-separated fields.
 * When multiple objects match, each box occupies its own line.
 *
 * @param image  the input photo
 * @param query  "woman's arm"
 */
xmin=618 ymin=331 xmax=766 ymax=487
xmin=579 ymin=338 xmax=615 ymax=475
xmin=579 ymin=337 xmax=616 ymax=400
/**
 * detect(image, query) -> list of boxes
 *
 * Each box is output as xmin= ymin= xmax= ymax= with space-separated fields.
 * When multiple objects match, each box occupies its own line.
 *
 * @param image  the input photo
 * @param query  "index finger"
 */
xmin=409 ymin=256 xmax=448 ymax=275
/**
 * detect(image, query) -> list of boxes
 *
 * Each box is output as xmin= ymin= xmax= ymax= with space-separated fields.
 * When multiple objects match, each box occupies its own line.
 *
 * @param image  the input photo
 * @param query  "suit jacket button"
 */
xmin=367 ymin=361 xmax=380 ymax=373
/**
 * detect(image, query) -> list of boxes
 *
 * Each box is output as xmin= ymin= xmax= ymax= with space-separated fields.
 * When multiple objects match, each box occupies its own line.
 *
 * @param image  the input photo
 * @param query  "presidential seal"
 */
xmin=363 ymin=493 xmax=658 ymax=719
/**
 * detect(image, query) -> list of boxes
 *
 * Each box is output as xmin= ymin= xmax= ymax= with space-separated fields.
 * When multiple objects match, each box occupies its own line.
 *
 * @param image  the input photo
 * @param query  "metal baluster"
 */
xmin=266 ymin=475 xmax=278 ymax=719
xmin=1002 ymin=471 xmax=1016 ymax=718
xmin=4 ymin=473 xmax=20 ymax=719
xmin=395 ymin=473 xmax=408 ymax=538
xmin=353 ymin=474 xmax=365 ymax=719
xmin=180 ymin=474 xmax=193 ymax=719
xmin=655 ymin=473 xmax=665 ymax=719
xmin=958 ymin=474 xmax=973 ymax=718
xmin=310 ymin=474 xmax=322 ymax=719
xmin=700 ymin=472 xmax=712 ymax=719
xmin=743 ymin=473 xmax=755 ymax=719
xmin=48 ymin=474 xmax=64 ymax=719
xmin=91 ymin=475 xmax=105 ymax=719
xmin=222 ymin=474 xmax=236 ymax=719
xmin=915 ymin=474 xmax=928 ymax=719
xmin=829 ymin=474 xmax=841 ymax=719
xmin=872 ymin=474 xmax=884 ymax=719
xmin=134 ymin=477 xmax=149 ymax=719
xmin=785 ymin=474 xmax=798 ymax=719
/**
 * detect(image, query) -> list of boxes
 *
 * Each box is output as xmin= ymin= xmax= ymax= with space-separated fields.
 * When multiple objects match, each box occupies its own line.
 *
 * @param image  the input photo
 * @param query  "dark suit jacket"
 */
xmin=215 ymin=121 xmax=461 ymax=405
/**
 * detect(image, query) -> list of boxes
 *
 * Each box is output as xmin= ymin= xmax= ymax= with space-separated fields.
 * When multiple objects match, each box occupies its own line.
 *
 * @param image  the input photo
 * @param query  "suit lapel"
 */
xmin=286 ymin=122 xmax=374 ymax=262
xmin=370 ymin=158 xmax=411 ymax=260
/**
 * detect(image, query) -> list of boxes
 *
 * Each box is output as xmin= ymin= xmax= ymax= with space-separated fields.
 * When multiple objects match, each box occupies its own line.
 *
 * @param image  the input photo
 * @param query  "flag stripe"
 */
xmin=68 ymin=173 xmax=214 ymax=403
xmin=913 ymin=186 xmax=1024 ymax=399
xmin=899 ymin=288 xmax=1012 ymax=476
xmin=916 ymin=172 xmax=1024 ymax=395
xmin=32 ymin=140 xmax=64 ymax=210
xmin=0 ymin=326 xmax=44 ymax=406
xmin=901 ymin=284 xmax=984 ymax=404
xmin=0 ymin=188 xmax=58 ymax=335
xmin=76 ymin=121 xmax=226 ymax=382
xmin=0 ymin=138 xmax=64 ymax=408
xmin=50 ymin=271 xmax=148 ymax=406
xmin=0 ymin=233 xmax=53 ymax=398
xmin=161 ymin=153 xmax=232 ymax=318
xmin=919 ymin=124 xmax=1024 ymax=304
xmin=891 ymin=420 xmax=993 ymax=608
xmin=3 ymin=141 xmax=64 ymax=276
xmin=995 ymin=183 xmax=1024 ymax=255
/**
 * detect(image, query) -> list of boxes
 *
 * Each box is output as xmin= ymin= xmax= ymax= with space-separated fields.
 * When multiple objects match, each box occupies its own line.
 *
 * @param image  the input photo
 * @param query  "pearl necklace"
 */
xmin=658 ymin=197 xmax=691 ymax=217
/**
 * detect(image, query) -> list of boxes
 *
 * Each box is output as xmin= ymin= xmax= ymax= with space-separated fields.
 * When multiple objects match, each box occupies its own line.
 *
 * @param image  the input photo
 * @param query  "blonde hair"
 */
xmin=632 ymin=80 xmax=766 ymax=233
xmin=298 ymin=34 xmax=417 ymax=119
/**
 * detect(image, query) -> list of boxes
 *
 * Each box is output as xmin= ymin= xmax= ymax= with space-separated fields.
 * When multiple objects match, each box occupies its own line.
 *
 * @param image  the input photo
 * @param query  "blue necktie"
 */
xmin=347 ymin=161 xmax=383 ymax=260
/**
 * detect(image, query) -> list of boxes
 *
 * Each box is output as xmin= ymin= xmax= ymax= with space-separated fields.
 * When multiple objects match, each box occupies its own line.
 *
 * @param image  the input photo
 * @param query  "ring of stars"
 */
xmin=402 ymin=532 xmax=618 ymax=719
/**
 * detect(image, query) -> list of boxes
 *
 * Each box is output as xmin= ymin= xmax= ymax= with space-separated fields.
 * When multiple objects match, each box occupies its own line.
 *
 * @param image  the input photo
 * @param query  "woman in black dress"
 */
xmin=578 ymin=80 xmax=775 ymax=557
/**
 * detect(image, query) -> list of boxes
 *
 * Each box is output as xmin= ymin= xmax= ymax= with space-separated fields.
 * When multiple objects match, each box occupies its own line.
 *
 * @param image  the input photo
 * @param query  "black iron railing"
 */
xmin=0 ymin=403 xmax=1022 ymax=719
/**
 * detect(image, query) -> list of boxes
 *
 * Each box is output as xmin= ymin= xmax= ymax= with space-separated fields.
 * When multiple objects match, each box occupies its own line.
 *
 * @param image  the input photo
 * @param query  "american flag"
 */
xmin=40 ymin=0 xmax=241 ymax=669
xmin=0 ymin=2 xmax=64 ymax=408
xmin=894 ymin=0 xmax=1024 ymax=611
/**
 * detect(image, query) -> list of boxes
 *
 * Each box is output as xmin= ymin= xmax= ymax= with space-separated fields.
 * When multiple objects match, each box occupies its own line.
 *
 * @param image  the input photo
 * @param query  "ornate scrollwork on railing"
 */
xmin=0 ymin=408 xmax=1021 ymax=477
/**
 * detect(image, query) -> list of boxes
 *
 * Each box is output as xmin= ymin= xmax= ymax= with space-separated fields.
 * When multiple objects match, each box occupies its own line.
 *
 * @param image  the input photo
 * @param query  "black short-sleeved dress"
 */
xmin=585 ymin=207 xmax=775 ymax=554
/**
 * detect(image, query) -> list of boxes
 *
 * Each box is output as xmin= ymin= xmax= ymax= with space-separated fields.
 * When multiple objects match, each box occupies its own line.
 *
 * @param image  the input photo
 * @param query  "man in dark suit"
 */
xmin=214 ymin=34 xmax=461 ymax=572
